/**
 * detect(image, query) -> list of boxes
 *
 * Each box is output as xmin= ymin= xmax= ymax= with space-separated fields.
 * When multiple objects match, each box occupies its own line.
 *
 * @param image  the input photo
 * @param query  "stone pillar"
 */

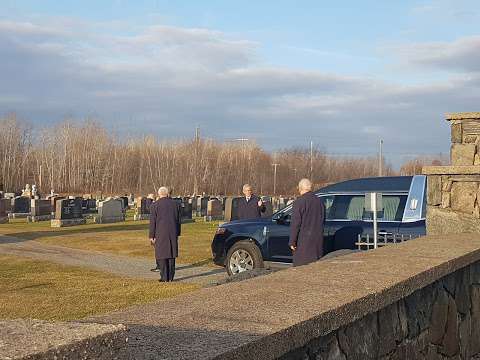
xmin=423 ymin=112 xmax=480 ymax=234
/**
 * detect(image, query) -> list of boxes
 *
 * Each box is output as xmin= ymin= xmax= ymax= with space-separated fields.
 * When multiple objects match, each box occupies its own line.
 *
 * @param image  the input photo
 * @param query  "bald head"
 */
xmin=298 ymin=178 xmax=312 ymax=195
xmin=158 ymin=186 xmax=170 ymax=198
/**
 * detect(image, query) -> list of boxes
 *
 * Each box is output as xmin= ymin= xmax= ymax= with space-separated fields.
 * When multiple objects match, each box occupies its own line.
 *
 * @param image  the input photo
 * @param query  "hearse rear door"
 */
xmin=324 ymin=193 xmax=407 ymax=253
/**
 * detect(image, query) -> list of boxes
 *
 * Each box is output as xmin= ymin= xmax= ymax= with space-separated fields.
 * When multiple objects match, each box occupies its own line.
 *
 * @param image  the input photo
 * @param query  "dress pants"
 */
xmin=156 ymin=258 xmax=176 ymax=281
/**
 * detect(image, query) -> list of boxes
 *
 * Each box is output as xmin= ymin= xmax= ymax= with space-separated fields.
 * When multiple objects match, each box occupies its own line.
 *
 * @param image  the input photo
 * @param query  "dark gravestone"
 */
xmin=224 ymin=197 xmax=242 ymax=222
xmin=51 ymin=198 xmax=85 ymax=227
xmin=55 ymin=199 xmax=82 ymax=220
xmin=0 ymin=199 xmax=8 ymax=223
xmin=12 ymin=196 xmax=31 ymax=214
xmin=81 ymin=199 xmax=97 ymax=214
xmin=134 ymin=197 xmax=153 ymax=221
xmin=28 ymin=199 xmax=53 ymax=222
xmin=206 ymin=199 xmax=223 ymax=221
xmin=172 ymin=198 xmax=193 ymax=221
xmin=182 ymin=200 xmax=193 ymax=220
xmin=197 ymin=196 xmax=209 ymax=217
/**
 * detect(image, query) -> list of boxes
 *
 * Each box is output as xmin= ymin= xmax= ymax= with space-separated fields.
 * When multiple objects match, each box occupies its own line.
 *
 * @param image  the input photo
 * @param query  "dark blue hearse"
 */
xmin=212 ymin=175 xmax=427 ymax=275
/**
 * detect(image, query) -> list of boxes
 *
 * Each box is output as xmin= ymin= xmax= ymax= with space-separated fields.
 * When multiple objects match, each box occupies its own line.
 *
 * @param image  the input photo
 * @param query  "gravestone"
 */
xmin=224 ymin=197 xmax=242 ymax=222
xmin=95 ymin=198 xmax=125 ymax=224
xmin=81 ymin=199 xmax=98 ymax=219
xmin=206 ymin=199 xmax=223 ymax=221
xmin=196 ymin=196 xmax=209 ymax=217
xmin=51 ymin=198 xmax=85 ymax=227
xmin=172 ymin=197 xmax=193 ymax=222
xmin=182 ymin=199 xmax=193 ymax=220
xmin=50 ymin=196 xmax=64 ymax=216
xmin=0 ymin=199 xmax=8 ymax=223
xmin=9 ymin=196 xmax=31 ymax=219
xmin=134 ymin=197 xmax=153 ymax=221
xmin=27 ymin=199 xmax=53 ymax=222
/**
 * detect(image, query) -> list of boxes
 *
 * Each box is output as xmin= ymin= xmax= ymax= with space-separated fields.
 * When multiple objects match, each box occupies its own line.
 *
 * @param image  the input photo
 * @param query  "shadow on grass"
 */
xmin=3 ymin=223 xmax=150 ymax=243
xmin=177 ymin=258 xmax=213 ymax=269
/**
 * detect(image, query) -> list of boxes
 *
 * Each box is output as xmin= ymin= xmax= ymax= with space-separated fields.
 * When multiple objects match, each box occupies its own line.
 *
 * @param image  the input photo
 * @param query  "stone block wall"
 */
xmin=280 ymin=261 xmax=480 ymax=360
xmin=424 ymin=113 xmax=480 ymax=235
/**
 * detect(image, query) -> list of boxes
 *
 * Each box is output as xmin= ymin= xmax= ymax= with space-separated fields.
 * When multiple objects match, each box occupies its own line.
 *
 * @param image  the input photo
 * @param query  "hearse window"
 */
xmin=331 ymin=195 xmax=364 ymax=220
xmin=330 ymin=194 xmax=407 ymax=221
xmin=321 ymin=195 xmax=334 ymax=220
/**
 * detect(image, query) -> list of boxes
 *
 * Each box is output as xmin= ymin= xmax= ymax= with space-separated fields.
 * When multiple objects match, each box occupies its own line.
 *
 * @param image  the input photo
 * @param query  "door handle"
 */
xmin=263 ymin=226 xmax=269 ymax=236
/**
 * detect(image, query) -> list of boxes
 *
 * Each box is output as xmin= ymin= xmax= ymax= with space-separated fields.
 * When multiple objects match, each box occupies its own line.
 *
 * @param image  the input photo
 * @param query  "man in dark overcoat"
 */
xmin=237 ymin=184 xmax=265 ymax=220
xmin=149 ymin=186 xmax=181 ymax=282
xmin=289 ymin=178 xmax=325 ymax=267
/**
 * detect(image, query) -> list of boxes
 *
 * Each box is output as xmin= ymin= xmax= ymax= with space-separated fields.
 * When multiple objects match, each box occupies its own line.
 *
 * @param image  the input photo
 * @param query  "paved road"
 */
xmin=0 ymin=235 xmax=227 ymax=286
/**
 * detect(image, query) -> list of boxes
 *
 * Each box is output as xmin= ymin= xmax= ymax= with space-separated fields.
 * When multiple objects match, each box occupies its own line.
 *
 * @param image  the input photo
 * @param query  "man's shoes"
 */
xmin=150 ymin=267 xmax=160 ymax=272
xmin=158 ymin=279 xmax=167 ymax=283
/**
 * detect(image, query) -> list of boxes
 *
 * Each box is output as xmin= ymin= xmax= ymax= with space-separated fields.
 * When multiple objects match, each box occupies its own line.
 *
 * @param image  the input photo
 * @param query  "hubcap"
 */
xmin=229 ymin=249 xmax=254 ymax=274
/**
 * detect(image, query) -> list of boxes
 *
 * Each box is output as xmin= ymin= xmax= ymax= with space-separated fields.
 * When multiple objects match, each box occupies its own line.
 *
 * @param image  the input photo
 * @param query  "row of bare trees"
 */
xmin=0 ymin=114 xmax=443 ymax=196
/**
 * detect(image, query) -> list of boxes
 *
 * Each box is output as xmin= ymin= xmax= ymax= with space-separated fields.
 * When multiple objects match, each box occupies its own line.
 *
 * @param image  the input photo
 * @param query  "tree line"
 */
xmin=0 ymin=113 xmax=444 ymax=196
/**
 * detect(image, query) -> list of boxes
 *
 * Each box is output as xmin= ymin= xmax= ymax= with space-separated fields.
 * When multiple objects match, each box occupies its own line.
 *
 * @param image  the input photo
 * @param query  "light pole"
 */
xmin=378 ymin=139 xmax=384 ymax=177
xmin=233 ymin=138 xmax=249 ymax=185
xmin=272 ymin=163 xmax=279 ymax=196
xmin=310 ymin=140 xmax=313 ymax=180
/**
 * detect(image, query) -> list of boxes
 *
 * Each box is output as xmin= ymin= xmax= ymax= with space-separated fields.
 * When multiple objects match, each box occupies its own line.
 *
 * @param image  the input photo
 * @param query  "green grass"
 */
xmin=0 ymin=255 xmax=197 ymax=321
xmin=0 ymin=218 xmax=220 ymax=265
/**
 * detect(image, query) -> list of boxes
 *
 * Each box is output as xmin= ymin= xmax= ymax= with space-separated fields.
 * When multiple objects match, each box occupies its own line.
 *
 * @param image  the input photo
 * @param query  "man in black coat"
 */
xmin=149 ymin=187 xmax=181 ymax=282
xmin=289 ymin=178 xmax=325 ymax=267
xmin=237 ymin=184 xmax=265 ymax=220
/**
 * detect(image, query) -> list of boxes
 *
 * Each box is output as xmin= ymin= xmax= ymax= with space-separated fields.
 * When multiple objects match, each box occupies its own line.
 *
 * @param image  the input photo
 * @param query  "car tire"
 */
xmin=226 ymin=240 xmax=264 ymax=276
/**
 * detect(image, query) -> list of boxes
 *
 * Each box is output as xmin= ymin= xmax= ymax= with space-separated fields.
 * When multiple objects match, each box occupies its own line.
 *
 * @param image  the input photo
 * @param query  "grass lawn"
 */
xmin=0 ymin=254 xmax=198 ymax=321
xmin=0 ymin=218 xmax=220 ymax=265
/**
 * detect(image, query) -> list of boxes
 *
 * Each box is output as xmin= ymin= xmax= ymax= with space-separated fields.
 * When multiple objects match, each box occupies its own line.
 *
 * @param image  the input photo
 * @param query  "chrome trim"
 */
xmin=402 ymin=175 xmax=427 ymax=223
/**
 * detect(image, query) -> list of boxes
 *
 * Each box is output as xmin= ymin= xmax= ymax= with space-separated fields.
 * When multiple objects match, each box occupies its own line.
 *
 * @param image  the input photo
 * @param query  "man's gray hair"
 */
xmin=242 ymin=184 xmax=252 ymax=191
xmin=298 ymin=178 xmax=312 ymax=192
xmin=158 ymin=186 xmax=170 ymax=196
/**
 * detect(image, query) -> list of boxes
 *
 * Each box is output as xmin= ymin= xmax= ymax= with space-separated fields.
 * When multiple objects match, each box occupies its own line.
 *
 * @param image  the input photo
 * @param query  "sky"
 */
xmin=1 ymin=0 xmax=480 ymax=166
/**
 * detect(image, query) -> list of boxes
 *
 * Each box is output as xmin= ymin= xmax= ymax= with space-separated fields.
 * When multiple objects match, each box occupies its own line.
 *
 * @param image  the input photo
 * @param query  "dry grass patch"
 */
xmin=0 ymin=219 xmax=219 ymax=265
xmin=0 ymin=255 xmax=198 ymax=321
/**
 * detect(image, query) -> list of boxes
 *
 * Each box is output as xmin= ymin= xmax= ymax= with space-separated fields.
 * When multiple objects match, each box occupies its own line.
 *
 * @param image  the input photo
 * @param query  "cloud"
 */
xmin=1 ymin=18 xmax=478 ymax=166
xmin=392 ymin=35 xmax=480 ymax=73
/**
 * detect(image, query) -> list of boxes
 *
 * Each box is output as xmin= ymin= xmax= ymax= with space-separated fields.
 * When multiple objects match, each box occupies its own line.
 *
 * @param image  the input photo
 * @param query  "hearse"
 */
xmin=212 ymin=175 xmax=427 ymax=275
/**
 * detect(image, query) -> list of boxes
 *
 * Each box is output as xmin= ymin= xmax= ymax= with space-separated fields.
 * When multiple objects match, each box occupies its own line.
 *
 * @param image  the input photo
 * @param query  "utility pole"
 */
xmin=235 ymin=138 xmax=249 ymax=185
xmin=310 ymin=140 xmax=313 ymax=180
xmin=193 ymin=126 xmax=200 ymax=195
xmin=378 ymin=139 xmax=384 ymax=177
xmin=272 ymin=162 xmax=279 ymax=196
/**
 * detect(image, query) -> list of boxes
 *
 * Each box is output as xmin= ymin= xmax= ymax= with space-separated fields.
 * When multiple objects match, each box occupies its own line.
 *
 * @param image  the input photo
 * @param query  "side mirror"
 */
xmin=276 ymin=214 xmax=290 ymax=225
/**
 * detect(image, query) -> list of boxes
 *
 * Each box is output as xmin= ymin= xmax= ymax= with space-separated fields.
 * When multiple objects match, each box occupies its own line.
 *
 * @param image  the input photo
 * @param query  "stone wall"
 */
xmin=424 ymin=112 xmax=480 ymax=235
xmin=279 ymin=261 xmax=480 ymax=359
xmin=0 ymin=319 xmax=127 ymax=359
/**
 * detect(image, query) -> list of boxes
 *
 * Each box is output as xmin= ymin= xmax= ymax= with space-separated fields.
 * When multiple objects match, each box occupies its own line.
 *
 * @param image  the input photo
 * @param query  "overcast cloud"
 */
xmin=1 ymin=17 xmax=479 ymax=166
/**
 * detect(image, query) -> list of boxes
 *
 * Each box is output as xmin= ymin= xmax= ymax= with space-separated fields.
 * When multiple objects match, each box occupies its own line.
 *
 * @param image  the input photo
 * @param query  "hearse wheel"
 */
xmin=226 ymin=240 xmax=264 ymax=276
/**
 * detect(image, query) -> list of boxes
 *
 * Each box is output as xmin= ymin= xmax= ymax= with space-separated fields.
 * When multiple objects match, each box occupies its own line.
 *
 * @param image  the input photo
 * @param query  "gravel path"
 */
xmin=0 ymin=235 xmax=227 ymax=286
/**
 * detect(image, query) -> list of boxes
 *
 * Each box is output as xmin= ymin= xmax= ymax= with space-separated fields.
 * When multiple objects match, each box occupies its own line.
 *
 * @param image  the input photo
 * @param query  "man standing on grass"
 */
xmin=237 ymin=184 xmax=265 ymax=220
xmin=149 ymin=187 xmax=181 ymax=282
xmin=289 ymin=178 xmax=325 ymax=267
